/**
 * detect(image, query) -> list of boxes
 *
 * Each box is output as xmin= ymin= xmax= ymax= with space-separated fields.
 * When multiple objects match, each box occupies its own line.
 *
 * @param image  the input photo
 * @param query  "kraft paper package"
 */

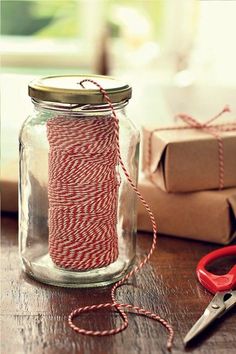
xmin=137 ymin=177 xmax=236 ymax=244
xmin=142 ymin=125 xmax=236 ymax=193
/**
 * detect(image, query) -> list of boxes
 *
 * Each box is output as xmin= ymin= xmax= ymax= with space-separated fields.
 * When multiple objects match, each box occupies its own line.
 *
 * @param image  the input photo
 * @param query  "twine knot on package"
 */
xmin=147 ymin=106 xmax=236 ymax=192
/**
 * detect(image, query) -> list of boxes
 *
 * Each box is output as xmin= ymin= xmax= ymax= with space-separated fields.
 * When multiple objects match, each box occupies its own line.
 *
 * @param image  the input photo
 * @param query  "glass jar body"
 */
xmin=19 ymin=101 xmax=139 ymax=287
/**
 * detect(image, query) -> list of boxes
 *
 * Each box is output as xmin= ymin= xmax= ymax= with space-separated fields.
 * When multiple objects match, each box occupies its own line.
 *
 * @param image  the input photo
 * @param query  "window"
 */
xmin=1 ymin=0 xmax=236 ymax=83
xmin=1 ymin=0 xmax=167 ymax=75
xmin=1 ymin=0 xmax=105 ymax=73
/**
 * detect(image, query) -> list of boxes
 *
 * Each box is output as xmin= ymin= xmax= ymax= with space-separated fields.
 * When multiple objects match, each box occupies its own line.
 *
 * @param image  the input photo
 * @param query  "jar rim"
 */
xmin=28 ymin=74 xmax=132 ymax=104
xmin=32 ymin=98 xmax=129 ymax=114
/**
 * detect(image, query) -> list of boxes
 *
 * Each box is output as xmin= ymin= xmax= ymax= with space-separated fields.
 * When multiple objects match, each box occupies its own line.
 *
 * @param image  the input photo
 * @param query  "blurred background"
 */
xmin=1 ymin=0 xmax=236 ymax=212
xmin=1 ymin=0 xmax=236 ymax=84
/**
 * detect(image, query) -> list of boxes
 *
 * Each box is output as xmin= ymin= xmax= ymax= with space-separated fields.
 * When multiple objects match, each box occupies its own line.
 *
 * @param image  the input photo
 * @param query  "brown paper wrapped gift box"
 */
xmin=142 ymin=126 xmax=236 ymax=193
xmin=137 ymin=177 xmax=236 ymax=244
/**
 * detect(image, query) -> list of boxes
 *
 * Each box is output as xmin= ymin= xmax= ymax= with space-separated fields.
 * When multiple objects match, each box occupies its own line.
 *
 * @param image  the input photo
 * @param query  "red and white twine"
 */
xmin=47 ymin=115 xmax=119 ymax=269
xmin=47 ymin=79 xmax=174 ymax=350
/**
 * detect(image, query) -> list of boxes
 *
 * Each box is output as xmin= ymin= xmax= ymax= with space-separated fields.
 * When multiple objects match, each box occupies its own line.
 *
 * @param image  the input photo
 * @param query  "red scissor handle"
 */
xmin=196 ymin=245 xmax=236 ymax=294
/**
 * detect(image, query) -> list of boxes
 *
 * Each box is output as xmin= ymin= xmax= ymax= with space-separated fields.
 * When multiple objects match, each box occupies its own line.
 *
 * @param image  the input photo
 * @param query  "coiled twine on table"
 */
xmin=47 ymin=115 xmax=119 ymax=270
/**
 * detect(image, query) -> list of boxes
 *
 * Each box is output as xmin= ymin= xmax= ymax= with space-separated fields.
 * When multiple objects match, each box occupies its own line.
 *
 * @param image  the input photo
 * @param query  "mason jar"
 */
xmin=19 ymin=75 xmax=139 ymax=288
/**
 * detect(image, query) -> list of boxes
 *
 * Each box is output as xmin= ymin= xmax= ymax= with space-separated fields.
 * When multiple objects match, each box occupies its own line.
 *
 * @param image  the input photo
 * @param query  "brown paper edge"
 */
xmin=142 ymin=127 xmax=168 ymax=175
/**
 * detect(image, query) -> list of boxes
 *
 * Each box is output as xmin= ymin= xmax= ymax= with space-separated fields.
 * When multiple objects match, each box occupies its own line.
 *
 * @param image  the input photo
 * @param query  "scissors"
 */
xmin=184 ymin=245 xmax=236 ymax=345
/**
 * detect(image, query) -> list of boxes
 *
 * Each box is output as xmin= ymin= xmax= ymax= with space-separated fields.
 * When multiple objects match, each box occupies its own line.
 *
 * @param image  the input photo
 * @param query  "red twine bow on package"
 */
xmin=148 ymin=105 xmax=236 ymax=190
xmin=46 ymin=79 xmax=174 ymax=350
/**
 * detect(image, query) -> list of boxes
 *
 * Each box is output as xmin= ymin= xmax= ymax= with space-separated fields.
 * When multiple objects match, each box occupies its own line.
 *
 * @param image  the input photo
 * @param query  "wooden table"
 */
xmin=1 ymin=213 xmax=236 ymax=354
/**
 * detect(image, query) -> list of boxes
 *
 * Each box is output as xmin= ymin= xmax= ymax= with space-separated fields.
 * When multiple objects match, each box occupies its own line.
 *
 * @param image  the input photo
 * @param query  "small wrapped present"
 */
xmin=137 ymin=176 xmax=236 ymax=244
xmin=142 ymin=107 xmax=236 ymax=192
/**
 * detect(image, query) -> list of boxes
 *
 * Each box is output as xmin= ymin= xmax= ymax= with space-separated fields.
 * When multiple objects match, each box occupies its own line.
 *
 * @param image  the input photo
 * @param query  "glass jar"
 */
xmin=19 ymin=75 xmax=140 ymax=288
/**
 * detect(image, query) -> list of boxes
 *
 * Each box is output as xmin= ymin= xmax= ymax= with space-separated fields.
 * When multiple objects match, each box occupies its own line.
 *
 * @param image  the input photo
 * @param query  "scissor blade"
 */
xmin=184 ymin=305 xmax=223 ymax=345
xmin=184 ymin=291 xmax=236 ymax=345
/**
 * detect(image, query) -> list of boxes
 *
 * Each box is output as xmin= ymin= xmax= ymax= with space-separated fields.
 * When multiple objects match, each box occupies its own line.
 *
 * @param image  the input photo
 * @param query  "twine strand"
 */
xmin=63 ymin=79 xmax=174 ymax=350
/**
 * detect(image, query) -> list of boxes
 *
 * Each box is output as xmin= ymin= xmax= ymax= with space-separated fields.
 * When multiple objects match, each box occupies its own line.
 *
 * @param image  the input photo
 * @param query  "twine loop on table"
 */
xmin=148 ymin=105 xmax=236 ymax=190
xmin=64 ymin=78 xmax=174 ymax=350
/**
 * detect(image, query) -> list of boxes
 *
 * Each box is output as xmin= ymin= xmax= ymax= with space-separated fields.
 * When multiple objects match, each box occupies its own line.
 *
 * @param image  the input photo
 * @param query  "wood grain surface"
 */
xmin=1 ymin=214 xmax=236 ymax=354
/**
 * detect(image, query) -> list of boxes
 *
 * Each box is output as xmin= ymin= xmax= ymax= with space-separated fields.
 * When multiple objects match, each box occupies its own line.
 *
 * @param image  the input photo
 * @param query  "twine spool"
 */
xmin=47 ymin=115 xmax=119 ymax=270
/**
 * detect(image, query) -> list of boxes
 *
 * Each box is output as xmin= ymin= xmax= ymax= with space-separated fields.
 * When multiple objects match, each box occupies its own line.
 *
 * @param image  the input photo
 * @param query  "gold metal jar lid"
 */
xmin=28 ymin=74 xmax=132 ymax=104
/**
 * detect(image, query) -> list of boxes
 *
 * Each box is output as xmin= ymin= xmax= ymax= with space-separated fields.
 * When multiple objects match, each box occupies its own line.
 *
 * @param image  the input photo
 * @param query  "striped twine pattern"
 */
xmin=47 ymin=115 xmax=119 ymax=270
xmin=47 ymin=78 xmax=174 ymax=350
